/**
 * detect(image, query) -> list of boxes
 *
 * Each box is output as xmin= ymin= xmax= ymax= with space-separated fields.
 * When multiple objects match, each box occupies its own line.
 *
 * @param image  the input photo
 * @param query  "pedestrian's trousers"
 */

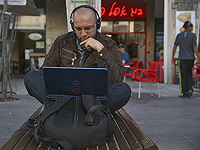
xmin=178 ymin=59 xmax=194 ymax=95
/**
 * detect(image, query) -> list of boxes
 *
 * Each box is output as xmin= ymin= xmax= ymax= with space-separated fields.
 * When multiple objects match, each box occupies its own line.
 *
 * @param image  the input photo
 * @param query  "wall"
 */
xmin=155 ymin=0 xmax=164 ymax=18
xmin=146 ymin=0 xmax=155 ymax=68
xmin=46 ymin=0 xmax=68 ymax=53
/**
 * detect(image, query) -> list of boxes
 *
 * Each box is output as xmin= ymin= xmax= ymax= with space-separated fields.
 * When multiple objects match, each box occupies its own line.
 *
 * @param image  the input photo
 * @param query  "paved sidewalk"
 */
xmin=125 ymin=77 xmax=200 ymax=150
xmin=0 ymin=75 xmax=200 ymax=150
xmin=0 ymin=75 xmax=41 ymax=148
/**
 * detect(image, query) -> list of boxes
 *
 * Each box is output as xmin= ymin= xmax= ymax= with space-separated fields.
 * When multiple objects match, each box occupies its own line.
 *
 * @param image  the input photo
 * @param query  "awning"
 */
xmin=0 ymin=0 xmax=40 ymax=16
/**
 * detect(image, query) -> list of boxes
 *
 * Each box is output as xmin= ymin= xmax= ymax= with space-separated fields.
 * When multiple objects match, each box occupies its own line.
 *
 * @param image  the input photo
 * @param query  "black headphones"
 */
xmin=70 ymin=5 xmax=101 ymax=31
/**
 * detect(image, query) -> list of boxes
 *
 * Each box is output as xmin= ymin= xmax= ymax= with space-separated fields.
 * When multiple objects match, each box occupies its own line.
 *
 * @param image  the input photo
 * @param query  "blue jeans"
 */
xmin=24 ymin=70 xmax=131 ymax=112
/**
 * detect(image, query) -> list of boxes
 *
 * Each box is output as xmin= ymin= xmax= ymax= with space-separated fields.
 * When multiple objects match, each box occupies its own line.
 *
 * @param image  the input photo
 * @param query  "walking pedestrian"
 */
xmin=172 ymin=21 xmax=199 ymax=98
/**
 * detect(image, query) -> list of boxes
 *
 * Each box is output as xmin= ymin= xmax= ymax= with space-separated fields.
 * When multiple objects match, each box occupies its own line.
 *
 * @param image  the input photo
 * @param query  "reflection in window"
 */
xmin=130 ymin=21 xmax=134 ymax=32
xmin=101 ymin=21 xmax=113 ymax=32
xmin=130 ymin=21 xmax=144 ymax=32
xmin=114 ymin=21 xmax=129 ymax=32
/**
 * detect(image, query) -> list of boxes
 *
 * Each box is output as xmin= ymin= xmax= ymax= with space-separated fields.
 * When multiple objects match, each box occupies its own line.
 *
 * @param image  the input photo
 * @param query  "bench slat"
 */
xmin=116 ymin=109 xmax=158 ymax=150
xmin=13 ymin=129 xmax=33 ymax=150
xmin=1 ymin=123 xmax=29 ymax=150
xmin=24 ymin=137 xmax=42 ymax=150
xmin=89 ymin=144 xmax=108 ymax=150
xmin=1 ymin=107 xmax=43 ymax=150
xmin=30 ymin=140 xmax=47 ymax=150
xmin=113 ymin=113 xmax=143 ymax=150
xmin=111 ymin=116 xmax=133 ymax=150
xmin=97 ymin=144 xmax=107 ymax=150
xmin=105 ymin=138 xmax=118 ymax=150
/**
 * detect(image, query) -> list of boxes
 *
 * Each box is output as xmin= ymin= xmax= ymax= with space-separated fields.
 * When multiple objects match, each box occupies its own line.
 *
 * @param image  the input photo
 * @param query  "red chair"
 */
xmin=124 ymin=61 xmax=142 ymax=82
xmin=132 ymin=61 xmax=161 ymax=100
xmin=130 ymin=61 xmax=135 ymax=67
xmin=192 ymin=63 xmax=200 ymax=87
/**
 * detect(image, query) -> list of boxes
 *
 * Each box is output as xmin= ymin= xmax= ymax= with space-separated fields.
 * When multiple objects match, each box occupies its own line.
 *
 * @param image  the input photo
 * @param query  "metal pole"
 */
xmin=164 ymin=0 xmax=168 ymax=83
xmin=1 ymin=0 xmax=8 ymax=101
xmin=4 ymin=0 xmax=7 ymax=11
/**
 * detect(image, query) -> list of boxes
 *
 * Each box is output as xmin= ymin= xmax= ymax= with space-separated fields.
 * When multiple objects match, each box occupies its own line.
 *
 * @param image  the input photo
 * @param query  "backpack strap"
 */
xmin=56 ymin=141 xmax=74 ymax=150
xmin=85 ymin=104 xmax=111 ymax=125
xmin=81 ymin=95 xmax=111 ymax=125
xmin=36 ymin=138 xmax=74 ymax=150
xmin=34 ymin=97 xmax=73 ymax=125
xmin=81 ymin=94 xmax=100 ymax=111
xmin=33 ymin=97 xmax=74 ymax=145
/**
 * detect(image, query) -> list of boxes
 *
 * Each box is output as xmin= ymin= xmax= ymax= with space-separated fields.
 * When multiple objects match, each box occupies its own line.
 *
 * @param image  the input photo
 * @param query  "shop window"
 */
xmin=102 ymin=21 xmax=145 ymax=33
xmin=130 ymin=21 xmax=145 ymax=32
xmin=101 ymin=21 xmax=113 ymax=32
xmin=114 ymin=21 xmax=129 ymax=32
xmin=154 ymin=18 xmax=164 ymax=61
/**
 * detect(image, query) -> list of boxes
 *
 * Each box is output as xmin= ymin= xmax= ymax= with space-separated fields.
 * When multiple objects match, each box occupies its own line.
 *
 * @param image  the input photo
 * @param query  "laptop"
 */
xmin=42 ymin=67 xmax=108 ymax=100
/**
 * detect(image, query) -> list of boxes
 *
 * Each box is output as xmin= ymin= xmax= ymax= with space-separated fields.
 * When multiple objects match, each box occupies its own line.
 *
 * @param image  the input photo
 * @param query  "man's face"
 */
xmin=188 ymin=25 xmax=193 ymax=32
xmin=73 ymin=11 xmax=97 ymax=41
xmin=119 ymin=47 xmax=125 ymax=54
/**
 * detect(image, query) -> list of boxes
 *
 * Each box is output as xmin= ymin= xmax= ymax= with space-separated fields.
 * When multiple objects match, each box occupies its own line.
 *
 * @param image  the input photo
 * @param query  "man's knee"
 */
xmin=24 ymin=70 xmax=42 ymax=84
xmin=109 ymin=82 xmax=131 ymax=96
xmin=105 ymin=82 xmax=131 ymax=112
xmin=120 ymin=82 xmax=131 ymax=94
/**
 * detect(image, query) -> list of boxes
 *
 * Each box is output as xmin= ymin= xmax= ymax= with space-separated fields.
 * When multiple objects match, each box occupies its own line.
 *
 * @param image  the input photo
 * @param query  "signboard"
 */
xmin=172 ymin=3 xmax=178 ymax=9
xmin=176 ymin=11 xmax=195 ymax=35
xmin=28 ymin=33 xmax=42 ymax=41
xmin=156 ymin=36 xmax=164 ymax=42
xmin=0 ymin=0 xmax=26 ymax=6
xmin=16 ymin=9 xmax=45 ymax=30
xmin=101 ymin=1 xmax=146 ymax=21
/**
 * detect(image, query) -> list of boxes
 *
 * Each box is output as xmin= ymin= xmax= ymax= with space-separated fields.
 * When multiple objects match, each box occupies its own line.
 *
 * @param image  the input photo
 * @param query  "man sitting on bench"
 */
xmin=24 ymin=5 xmax=131 ymax=113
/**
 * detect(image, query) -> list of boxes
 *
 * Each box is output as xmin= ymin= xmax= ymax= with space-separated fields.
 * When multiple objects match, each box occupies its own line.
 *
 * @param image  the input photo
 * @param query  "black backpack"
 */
xmin=31 ymin=95 xmax=114 ymax=150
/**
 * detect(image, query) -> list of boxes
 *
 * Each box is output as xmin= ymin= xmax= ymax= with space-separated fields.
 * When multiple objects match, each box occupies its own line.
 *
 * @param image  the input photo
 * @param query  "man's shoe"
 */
xmin=187 ymin=89 xmax=193 ymax=97
xmin=179 ymin=94 xmax=187 ymax=98
xmin=179 ymin=92 xmax=188 ymax=98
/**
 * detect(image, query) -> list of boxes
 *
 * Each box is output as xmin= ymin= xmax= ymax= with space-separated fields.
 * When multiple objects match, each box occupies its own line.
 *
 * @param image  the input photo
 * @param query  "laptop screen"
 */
xmin=43 ymin=67 xmax=108 ymax=100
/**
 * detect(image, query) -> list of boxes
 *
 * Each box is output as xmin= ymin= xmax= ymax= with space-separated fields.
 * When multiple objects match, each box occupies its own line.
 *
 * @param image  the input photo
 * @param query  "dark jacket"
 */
xmin=39 ymin=31 xmax=124 ymax=85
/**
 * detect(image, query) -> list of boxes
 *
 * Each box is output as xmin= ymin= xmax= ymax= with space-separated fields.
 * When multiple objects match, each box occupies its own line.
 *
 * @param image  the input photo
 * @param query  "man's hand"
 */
xmin=122 ymin=60 xmax=126 ymax=65
xmin=80 ymin=38 xmax=104 ymax=52
xmin=193 ymin=45 xmax=199 ymax=64
xmin=171 ymin=57 xmax=175 ymax=63
xmin=172 ymin=46 xmax=177 ymax=63
xmin=196 ymin=58 xmax=199 ymax=64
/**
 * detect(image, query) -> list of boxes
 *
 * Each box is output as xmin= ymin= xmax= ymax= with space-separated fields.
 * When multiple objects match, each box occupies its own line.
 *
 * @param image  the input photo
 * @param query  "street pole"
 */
xmin=164 ymin=0 xmax=169 ymax=84
xmin=1 ymin=0 xmax=8 ymax=101
xmin=4 ymin=0 xmax=7 ymax=11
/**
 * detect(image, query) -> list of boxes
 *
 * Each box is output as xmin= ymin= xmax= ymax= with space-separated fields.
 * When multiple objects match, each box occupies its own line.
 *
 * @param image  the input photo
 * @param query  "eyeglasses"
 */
xmin=74 ymin=22 xmax=96 ymax=32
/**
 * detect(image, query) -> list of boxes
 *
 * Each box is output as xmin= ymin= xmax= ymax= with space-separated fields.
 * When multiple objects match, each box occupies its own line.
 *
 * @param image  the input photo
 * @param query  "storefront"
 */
xmin=101 ymin=1 xmax=147 ymax=67
xmin=12 ymin=8 xmax=46 ymax=74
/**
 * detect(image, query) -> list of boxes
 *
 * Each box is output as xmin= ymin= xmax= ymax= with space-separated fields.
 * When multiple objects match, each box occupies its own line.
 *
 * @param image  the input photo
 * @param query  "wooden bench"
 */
xmin=1 ymin=107 xmax=158 ymax=150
